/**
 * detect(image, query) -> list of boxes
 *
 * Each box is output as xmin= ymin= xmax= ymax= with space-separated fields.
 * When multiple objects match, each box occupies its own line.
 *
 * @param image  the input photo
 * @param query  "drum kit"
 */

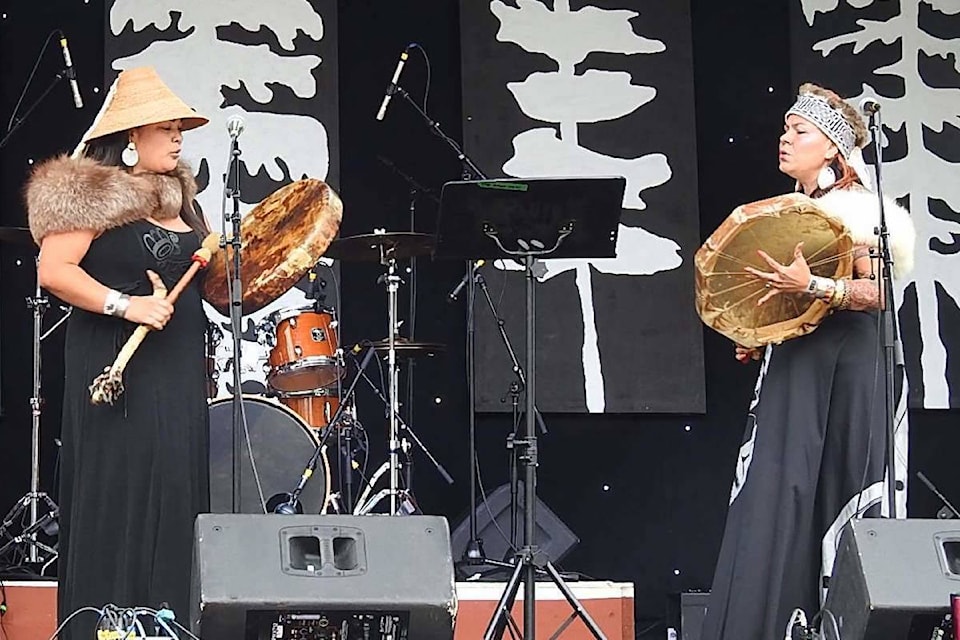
xmin=199 ymin=180 xmax=451 ymax=518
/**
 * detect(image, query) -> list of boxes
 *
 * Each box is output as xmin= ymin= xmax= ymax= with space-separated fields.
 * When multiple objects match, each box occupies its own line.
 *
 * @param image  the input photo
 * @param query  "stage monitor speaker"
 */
xmin=190 ymin=514 xmax=456 ymax=640
xmin=450 ymin=482 xmax=579 ymax=578
xmin=824 ymin=518 xmax=960 ymax=640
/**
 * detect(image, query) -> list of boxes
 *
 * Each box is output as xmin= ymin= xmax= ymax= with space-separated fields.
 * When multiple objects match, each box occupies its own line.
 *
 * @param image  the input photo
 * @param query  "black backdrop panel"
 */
xmin=790 ymin=0 xmax=960 ymax=409
xmin=460 ymin=0 xmax=705 ymax=413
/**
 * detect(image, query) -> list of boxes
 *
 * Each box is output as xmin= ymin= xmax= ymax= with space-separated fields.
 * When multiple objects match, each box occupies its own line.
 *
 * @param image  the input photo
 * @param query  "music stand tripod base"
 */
xmin=436 ymin=176 xmax=625 ymax=640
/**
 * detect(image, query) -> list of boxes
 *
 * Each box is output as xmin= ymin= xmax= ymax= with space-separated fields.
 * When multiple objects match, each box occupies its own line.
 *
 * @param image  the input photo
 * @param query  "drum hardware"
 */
xmin=274 ymin=343 xmax=377 ymax=515
xmin=434 ymin=176 xmax=625 ymax=639
xmin=0 ymin=253 xmax=68 ymax=573
xmin=367 ymin=336 xmax=446 ymax=358
xmin=345 ymin=347 xmax=454 ymax=516
xmin=324 ymin=230 xmax=440 ymax=516
xmin=378 ymin=154 xmax=442 ymax=447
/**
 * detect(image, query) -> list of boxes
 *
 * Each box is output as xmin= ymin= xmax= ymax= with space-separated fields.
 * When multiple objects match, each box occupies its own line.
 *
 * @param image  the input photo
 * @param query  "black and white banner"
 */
xmin=105 ymin=0 xmax=339 ymax=397
xmin=791 ymin=0 xmax=960 ymax=409
xmin=460 ymin=0 xmax=705 ymax=413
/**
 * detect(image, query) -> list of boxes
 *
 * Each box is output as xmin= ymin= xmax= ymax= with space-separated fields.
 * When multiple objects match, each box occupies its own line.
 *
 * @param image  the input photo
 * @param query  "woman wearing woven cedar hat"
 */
xmin=701 ymin=84 xmax=916 ymax=640
xmin=24 ymin=66 xmax=210 ymax=633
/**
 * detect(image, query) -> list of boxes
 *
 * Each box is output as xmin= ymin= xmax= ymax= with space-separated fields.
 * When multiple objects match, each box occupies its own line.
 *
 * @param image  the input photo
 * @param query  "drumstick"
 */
xmin=90 ymin=233 xmax=221 ymax=405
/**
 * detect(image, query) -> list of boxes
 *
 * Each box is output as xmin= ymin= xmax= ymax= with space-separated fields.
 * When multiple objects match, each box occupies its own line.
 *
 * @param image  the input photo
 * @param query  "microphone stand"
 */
xmin=0 ymin=68 xmax=72 ymax=151
xmin=389 ymin=82 xmax=548 ymax=568
xmin=276 ymin=345 xmax=377 ymax=514
xmin=222 ymin=133 xmax=244 ymax=513
xmin=868 ymin=108 xmax=901 ymax=518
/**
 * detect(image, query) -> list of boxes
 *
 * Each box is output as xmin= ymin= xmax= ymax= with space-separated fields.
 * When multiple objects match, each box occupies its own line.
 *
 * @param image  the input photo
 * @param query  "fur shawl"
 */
xmin=816 ymin=187 xmax=916 ymax=279
xmin=25 ymin=155 xmax=198 ymax=244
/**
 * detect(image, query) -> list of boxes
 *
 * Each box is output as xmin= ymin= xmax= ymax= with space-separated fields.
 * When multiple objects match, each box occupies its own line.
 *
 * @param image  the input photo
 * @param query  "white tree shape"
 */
xmin=109 ymin=0 xmax=332 ymax=396
xmin=490 ymin=0 xmax=683 ymax=412
xmin=801 ymin=0 xmax=960 ymax=408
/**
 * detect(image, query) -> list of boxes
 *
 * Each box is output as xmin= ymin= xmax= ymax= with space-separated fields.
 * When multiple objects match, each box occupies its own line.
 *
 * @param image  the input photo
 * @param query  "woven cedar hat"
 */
xmin=73 ymin=67 xmax=208 ymax=155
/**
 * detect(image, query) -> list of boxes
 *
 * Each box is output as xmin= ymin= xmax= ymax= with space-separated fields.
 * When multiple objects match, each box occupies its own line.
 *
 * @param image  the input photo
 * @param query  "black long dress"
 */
xmin=702 ymin=309 xmax=901 ymax=640
xmin=57 ymin=220 xmax=209 ymax=636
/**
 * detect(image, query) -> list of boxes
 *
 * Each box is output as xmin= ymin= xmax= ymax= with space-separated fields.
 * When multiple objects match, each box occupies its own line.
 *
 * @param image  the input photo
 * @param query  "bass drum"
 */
xmin=208 ymin=396 xmax=330 ymax=514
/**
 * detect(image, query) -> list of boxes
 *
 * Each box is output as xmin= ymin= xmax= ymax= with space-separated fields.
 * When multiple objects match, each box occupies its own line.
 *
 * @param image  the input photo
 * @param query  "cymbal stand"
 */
xmin=349 ymin=351 xmax=454 ymax=515
xmin=381 ymin=245 xmax=403 ymax=515
xmin=0 ymin=258 xmax=62 ymax=571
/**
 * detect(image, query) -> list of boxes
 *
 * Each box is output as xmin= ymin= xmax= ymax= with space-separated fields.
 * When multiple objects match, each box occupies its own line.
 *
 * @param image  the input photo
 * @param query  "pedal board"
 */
xmin=247 ymin=611 xmax=411 ymax=640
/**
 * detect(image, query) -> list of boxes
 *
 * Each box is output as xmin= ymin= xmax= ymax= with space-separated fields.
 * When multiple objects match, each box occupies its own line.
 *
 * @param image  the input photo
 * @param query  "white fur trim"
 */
xmin=815 ymin=188 xmax=916 ymax=279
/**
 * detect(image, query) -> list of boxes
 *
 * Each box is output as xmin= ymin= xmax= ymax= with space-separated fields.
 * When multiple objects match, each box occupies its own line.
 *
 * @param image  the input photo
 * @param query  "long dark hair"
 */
xmin=84 ymin=131 xmax=210 ymax=239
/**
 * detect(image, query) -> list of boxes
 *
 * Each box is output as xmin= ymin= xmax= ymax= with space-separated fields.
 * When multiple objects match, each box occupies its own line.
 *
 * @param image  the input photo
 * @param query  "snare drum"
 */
xmin=266 ymin=306 xmax=342 ymax=393
xmin=276 ymin=388 xmax=341 ymax=430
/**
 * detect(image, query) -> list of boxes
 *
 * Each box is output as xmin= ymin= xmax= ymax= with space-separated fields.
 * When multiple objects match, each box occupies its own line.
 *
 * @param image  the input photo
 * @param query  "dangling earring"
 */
xmin=817 ymin=165 xmax=836 ymax=191
xmin=121 ymin=141 xmax=139 ymax=167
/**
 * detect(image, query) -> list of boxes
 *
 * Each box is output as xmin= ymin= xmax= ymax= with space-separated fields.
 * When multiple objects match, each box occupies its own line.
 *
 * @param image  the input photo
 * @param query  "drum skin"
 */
xmin=695 ymin=193 xmax=853 ymax=348
xmin=207 ymin=396 xmax=329 ymax=514
xmin=202 ymin=179 xmax=343 ymax=316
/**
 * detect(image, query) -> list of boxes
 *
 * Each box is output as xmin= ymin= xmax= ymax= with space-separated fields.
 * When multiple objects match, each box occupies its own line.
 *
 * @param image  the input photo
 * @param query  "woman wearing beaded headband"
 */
xmin=702 ymin=84 xmax=916 ymax=640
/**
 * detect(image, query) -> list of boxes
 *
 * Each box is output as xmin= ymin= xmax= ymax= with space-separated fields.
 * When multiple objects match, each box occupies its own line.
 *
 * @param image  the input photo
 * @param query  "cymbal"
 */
xmin=0 ymin=227 xmax=36 ymax=247
xmin=368 ymin=337 xmax=446 ymax=358
xmin=324 ymin=232 xmax=434 ymax=262
xmin=202 ymin=179 xmax=343 ymax=316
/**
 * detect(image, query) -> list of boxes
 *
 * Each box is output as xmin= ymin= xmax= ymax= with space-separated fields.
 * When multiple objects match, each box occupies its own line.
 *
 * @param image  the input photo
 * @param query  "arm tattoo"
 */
xmin=844 ymin=277 xmax=882 ymax=311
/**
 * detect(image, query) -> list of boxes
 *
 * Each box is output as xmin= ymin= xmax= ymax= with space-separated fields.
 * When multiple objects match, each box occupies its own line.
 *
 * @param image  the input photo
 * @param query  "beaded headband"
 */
xmin=786 ymin=92 xmax=857 ymax=159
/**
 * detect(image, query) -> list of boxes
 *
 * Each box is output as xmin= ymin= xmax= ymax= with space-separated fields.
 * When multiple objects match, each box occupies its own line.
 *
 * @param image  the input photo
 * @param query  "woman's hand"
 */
xmin=125 ymin=297 xmax=173 ymax=330
xmin=124 ymin=271 xmax=173 ymax=330
xmin=734 ymin=345 xmax=762 ymax=363
xmin=744 ymin=241 xmax=812 ymax=306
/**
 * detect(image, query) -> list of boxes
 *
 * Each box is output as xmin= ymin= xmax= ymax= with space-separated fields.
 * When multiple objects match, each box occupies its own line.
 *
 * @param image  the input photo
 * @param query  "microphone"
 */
xmin=226 ymin=115 xmax=245 ymax=139
xmin=375 ymin=45 xmax=413 ymax=121
xmin=58 ymin=34 xmax=83 ymax=109
xmin=859 ymin=97 xmax=881 ymax=116
xmin=447 ymin=260 xmax=485 ymax=303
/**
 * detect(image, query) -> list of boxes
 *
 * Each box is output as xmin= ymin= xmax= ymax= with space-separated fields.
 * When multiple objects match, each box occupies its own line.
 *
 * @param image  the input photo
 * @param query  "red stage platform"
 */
xmin=0 ymin=579 xmax=634 ymax=639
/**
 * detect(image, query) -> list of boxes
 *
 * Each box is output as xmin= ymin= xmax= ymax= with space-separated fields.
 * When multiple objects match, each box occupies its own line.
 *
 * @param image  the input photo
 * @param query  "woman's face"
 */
xmin=778 ymin=114 xmax=837 ymax=184
xmin=130 ymin=120 xmax=183 ymax=174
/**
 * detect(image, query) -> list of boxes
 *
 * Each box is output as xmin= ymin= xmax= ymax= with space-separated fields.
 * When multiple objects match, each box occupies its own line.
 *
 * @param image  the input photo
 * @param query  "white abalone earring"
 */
xmin=121 ymin=141 xmax=139 ymax=167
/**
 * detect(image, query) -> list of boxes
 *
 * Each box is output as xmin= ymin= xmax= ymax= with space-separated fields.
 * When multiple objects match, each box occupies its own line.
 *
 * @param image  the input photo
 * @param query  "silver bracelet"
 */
xmin=103 ymin=289 xmax=132 ymax=318
xmin=806 ymin=276 xmax=836 ymax=300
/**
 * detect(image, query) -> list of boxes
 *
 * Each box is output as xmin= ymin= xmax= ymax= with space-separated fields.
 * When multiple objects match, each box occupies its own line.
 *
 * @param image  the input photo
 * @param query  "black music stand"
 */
xmin=435 ymin=176 xmax=625 ymax=640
